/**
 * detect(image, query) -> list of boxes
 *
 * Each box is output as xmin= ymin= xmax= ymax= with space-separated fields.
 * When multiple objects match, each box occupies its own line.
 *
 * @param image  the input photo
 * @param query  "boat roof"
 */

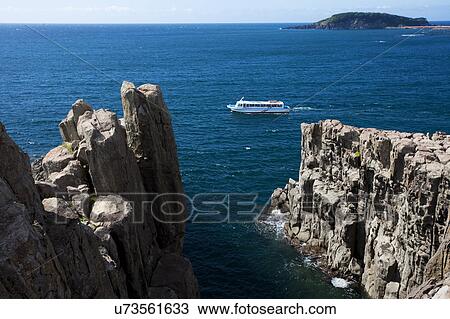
xmin=238 ymin=100 xmax=283 ymax=104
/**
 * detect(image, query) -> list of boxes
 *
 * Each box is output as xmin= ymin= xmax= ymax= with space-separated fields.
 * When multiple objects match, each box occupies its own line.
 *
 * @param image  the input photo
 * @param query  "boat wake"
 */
xmin=291 ymin=106 xmax=316 ymax=111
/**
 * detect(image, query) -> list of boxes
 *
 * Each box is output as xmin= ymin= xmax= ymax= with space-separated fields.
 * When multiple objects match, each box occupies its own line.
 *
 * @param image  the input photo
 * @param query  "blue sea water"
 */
xmin=1 ymin=23 xmax=450 ymax=298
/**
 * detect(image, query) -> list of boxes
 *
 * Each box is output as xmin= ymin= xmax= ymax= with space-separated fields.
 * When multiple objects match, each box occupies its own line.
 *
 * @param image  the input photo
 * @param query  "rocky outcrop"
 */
xmin=121 ymin=82 xmax=185 ymax=253
xmin=0 ymin=82 xmax=198 ymax=298
xmin=268 ymin=120 xmax=449 ymax=299
xmin=0 ymin=123 xmax=70 ymax=298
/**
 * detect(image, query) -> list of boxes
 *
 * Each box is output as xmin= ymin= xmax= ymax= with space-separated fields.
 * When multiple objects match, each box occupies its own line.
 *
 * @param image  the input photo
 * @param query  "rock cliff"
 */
xmin=0 ymin=82 xmax=198 ymax=298
xmin=268 ymin=120 xmax=449 ymax=299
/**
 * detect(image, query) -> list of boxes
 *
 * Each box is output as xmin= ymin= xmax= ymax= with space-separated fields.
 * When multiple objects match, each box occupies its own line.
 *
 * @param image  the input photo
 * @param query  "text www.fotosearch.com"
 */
xmin=114 ymin=302 xmax=337 ymax=316
xmin=198 ymin=303 xmax=337 ymax=315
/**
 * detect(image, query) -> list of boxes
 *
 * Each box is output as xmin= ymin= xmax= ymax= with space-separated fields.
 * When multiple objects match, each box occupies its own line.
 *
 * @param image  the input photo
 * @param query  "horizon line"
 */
xmin=2 ymin=19 xmax=450 ymax=25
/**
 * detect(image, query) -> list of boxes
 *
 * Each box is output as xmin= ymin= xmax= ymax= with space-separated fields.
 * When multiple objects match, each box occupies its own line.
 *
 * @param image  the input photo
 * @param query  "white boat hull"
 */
xmin=227 ymin=105 xmax=290 ymax=114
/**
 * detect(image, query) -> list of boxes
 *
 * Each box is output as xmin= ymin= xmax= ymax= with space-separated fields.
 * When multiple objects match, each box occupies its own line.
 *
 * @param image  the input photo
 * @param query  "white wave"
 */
xmin=376 ymin=40 xmax=386 ymax=43
xmin=401 ymin=34 xmax=424 ymax=37
xmin=266 ymin=129 xmax=279 ymax=133
xmin=331 ymin=277 xmax=350 ymax=289
xmin=262 ymin=209 xmax=287 ymax=237
xmin=292 ymin=106 xmax=316 ymax=111
xmin=303 ymin=256 xmax=313 ymax=266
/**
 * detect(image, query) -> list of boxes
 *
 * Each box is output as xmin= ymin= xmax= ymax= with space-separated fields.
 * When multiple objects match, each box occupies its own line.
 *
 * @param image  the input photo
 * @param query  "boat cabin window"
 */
xmin=237 ymin=102 xmax=283 ymax=107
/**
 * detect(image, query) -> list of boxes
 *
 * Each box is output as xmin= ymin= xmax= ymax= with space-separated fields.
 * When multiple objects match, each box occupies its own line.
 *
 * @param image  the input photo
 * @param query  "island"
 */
xmin=286 ymin=12 xmax=430 ymax=30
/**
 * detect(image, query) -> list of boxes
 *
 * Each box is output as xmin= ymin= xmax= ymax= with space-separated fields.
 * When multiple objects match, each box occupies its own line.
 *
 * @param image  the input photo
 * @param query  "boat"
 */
xmin=227 ymin=98 xmax=290 ymax=114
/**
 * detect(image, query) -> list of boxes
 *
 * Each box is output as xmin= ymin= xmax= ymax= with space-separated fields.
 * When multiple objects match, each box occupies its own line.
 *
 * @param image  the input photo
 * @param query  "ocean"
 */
xmin=1 ymin=23 xmax=449 ymax=298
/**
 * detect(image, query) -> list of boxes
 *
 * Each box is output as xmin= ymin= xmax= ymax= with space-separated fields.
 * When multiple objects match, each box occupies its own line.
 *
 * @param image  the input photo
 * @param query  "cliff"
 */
xmin=286 ymin=12 xmax=430 ymax=30
xmin=0 ymin=82 xmax=199 ymax=298
xmin=268 ymin=120 xmax=450 ymax=299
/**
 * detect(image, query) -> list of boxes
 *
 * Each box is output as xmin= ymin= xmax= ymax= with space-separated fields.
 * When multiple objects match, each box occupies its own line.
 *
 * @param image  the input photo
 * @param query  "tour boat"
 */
xmin=227 ymin=98 xmax=290 ymax=114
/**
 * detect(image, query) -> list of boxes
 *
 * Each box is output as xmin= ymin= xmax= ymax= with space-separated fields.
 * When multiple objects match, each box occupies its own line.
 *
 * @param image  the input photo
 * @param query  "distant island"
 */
xmin=286 ymin=12 xmax=430 ymax=30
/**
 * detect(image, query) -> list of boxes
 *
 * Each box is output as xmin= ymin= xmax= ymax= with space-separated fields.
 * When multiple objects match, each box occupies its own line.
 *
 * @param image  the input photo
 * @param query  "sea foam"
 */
xmin=331 ymin=277 xmax=350 ymax=289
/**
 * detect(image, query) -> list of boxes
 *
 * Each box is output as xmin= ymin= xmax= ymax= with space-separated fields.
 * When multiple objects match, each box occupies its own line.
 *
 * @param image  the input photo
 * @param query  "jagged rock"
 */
xmin=71 ymin=193 xmax=91 ymax=218
xmin=121 ymin=81 xmax=186 ymax=253
xmin=47 ymin=160 xmax=88 ymax=191
xmin=31 ymin=157 xmax=46 ymax=181
xmin=75 ymin=140 xmax=88 ymax=165
xmin=151 ymin=254 xmax=199 ymax=299
xmin=148 ymin=287 xmax=178 ymax=298
xmin=433 ymin=284 xmax=450 ymax=299
xmin=0 ymin=83 xmax=198 ymax=299
xmin=42 ymin=210 xmax=127 ymax=298
xmin=76 ymin=108 xmax=144 ymax=194
xmin=42 ymin=145 xmax=74 ymax=178
xmin=42 ymin=197 xmax=79 ymax=220
xmin=59 ymin=99 xmax=93 ymax=142
xmin=0 ymin=123 xmax=69 ymax=298
xmin=90 ymin=195 xmax=132 ymax=223
xmin=384 ymin=282 xmax=400 ymax=299
xmin=271 ymin=187 xmax=290 ymax=213
xmin=35 ymin=181 xmax=62 ymax=199
xmin=269 ymin=120 xmax=450 ymax=299
xmin=0 ymin=123 xmax=46 ymax=222
xmin=91 ymin=194 xmax=161 ymax=298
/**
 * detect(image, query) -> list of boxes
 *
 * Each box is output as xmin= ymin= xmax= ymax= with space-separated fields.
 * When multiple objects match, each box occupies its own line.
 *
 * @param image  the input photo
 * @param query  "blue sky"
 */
xmin=1 ymin=0 xmax=449 ymax=23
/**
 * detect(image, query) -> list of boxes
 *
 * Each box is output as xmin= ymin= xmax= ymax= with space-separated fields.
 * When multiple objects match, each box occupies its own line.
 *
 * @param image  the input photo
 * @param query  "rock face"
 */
xmin=268 ymin=120 xmax=449 ymax=299
xmin=121 ymin=82 xmax=185 ymax=253
xmin=0 ymin=82 xmax=199 ymax=299
xmin=286 ymin=12 xmax=430 ymax=30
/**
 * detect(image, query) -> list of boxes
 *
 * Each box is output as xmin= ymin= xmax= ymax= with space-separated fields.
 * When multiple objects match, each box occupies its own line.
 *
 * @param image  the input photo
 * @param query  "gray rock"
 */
xmin=35 ymin=181 xmax=62 ymax=199
xmin=47 ymin=160 xmax=88 ymax=191
xmin=148 ymin=287 xmax=178 ymax=299
xmin=90 ymin=194 xmax=161 ymax=298
xmin=269 ymin=120 xmax=450 ymax=299
xmin=71 ymin=193 xmax=91 ymax=218
xmin=90 ymin=195 xmax=132 ymax=223
xmin=42 ymin=197 xmax=79 ymax=220
xmin=76 ymin=108 xmax=144 ymax=194
xmin=121 ymin=81 xmax=186 ymax=253
xmin=384 ymin=282 xmax=400 ymax=299
xmin=42 ymin=145 xmax=74 ymax=177
xmin=151 ymin=254 xmax=199 ymax=299
xmin=31 ymin=157 xmax=46 ymax=181
xmin=0 ymin=123 xmax=46 ymax=222
xmin=59 ymin=99 xmax=93 ymax=142
xmin=432 ymin=285 xmax=450 ymax=299
xmin=0 ymin=123 xmax=69 ymax=298
xmin=0 ymin=83 xmax=198 ymax=299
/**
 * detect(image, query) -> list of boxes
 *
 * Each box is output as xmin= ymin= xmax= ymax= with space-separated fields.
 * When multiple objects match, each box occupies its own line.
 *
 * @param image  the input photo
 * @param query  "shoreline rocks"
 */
xmin=0 ymin=82 xmax=199 ymax=299
xmin=267 ymin=120 xmax=450 ymax=299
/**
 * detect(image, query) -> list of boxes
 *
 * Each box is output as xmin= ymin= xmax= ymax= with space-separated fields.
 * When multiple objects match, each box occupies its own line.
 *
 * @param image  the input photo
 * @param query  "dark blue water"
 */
xmin=1 ymin=24 xmax=450 ymax=298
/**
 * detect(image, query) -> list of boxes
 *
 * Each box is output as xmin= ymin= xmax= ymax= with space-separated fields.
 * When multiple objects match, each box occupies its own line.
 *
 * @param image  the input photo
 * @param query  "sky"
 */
xmin=0 ymin=0 xmax=449 ymax=24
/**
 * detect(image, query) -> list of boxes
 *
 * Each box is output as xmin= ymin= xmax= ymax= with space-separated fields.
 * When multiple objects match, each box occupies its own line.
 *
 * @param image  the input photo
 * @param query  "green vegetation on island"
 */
xmin=286 ymin=12 xmax=430 ymax=30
